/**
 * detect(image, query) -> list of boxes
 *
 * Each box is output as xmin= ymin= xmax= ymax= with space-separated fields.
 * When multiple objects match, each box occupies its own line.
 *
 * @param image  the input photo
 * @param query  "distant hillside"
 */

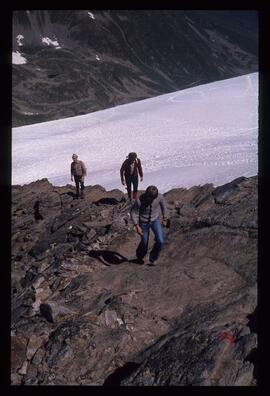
xmin=12 ymin=10 xmax=258 ymax=127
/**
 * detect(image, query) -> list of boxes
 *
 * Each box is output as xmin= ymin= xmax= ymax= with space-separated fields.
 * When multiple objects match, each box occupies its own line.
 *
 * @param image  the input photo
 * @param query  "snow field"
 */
xmin=12 ymin=73 xmax=258 ymax=193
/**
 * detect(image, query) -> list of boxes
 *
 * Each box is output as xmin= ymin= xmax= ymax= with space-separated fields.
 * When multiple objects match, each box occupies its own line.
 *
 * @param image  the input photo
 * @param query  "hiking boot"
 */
xmin=131 ymin=258 xmax=144 ymax=265
xmin=133 ymin=191 xmax=138 ymax=200
xmin=148 ymin=260 xmax=156 ymax=266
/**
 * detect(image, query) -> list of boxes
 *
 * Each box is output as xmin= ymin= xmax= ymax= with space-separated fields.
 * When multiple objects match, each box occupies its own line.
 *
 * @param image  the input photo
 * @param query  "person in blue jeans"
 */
xmin=130 ymin=185 xmax=168 ymax=265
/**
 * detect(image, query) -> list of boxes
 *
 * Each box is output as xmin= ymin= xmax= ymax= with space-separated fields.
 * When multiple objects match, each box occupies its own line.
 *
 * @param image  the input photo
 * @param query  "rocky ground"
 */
xmin=11 ymin=176 xmax=257 ymax=385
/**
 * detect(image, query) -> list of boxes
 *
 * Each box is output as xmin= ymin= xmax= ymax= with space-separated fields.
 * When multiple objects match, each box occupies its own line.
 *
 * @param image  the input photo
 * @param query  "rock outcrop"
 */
xmin=11 ymin=176 xmax=257 ymax=385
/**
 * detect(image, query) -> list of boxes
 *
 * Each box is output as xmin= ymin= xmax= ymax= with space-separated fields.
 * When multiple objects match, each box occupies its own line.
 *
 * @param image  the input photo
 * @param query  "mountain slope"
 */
xmin=12 ymin=10 xmax=258 ymax=127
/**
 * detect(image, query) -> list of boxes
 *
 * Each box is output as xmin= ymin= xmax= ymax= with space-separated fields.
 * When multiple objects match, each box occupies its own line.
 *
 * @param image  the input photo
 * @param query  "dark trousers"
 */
xmin=74 ymin=175 xmax=84 ymax=198
xmin=136 ymin=219 xmax=164 ymax=262
xmin=125 ymin=174 xmax=138 ymax=200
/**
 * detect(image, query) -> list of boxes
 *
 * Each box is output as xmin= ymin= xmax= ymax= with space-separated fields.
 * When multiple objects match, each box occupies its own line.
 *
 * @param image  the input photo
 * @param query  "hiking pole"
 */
xmin=146 ymin=204 xmax=152 ymax=257
xmin=146 ymin=223 xmax=150 ymax=255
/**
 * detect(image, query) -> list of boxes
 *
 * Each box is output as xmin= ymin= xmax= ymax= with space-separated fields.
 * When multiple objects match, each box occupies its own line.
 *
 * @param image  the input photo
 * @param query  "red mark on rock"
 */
xmin=218 ymin=331 xmax=235 ymax=347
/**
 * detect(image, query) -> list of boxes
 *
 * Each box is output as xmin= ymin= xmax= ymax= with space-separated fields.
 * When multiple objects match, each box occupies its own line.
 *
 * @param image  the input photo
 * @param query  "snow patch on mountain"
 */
xmin=16 ymin=34 xmax=24 ymax=46
xmin=41 ymin=37 xmax=61 ymax=49
xmin=88 ymin=11 xmax=95 ymax=20
xmin=12 ymin=51 xmax=27 ymax=65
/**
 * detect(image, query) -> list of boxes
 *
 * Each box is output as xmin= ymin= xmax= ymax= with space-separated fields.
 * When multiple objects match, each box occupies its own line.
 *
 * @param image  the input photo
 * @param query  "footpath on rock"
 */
xmin=11 ymin=176 xmax=257 ymax=385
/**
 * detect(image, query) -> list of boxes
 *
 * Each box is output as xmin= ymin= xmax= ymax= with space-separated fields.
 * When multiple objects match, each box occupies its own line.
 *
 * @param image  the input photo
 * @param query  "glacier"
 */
xmin=12 ymin=72 xmax=258 ymax=193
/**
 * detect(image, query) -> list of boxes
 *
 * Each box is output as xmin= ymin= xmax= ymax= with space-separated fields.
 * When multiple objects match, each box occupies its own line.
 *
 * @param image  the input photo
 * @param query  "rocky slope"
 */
xmin=12 ymin=10 xmax=258 ymax=127
xmin=11 ymin=176 xmax=257 ymax=385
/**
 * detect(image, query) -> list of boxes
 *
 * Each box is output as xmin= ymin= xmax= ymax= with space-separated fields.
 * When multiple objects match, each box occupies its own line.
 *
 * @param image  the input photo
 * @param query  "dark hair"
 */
xmin=145 ymin=185 xmax=158 ymax=200
xmin=128 ymin=152 xmax=137 ymax=161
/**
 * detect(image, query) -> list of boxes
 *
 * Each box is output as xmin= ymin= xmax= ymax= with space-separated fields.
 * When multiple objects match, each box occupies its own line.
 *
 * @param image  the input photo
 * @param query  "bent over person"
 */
xmin=120 ymin=152 xmax=143 ymax=201
xmin=71 ymin=153 xmax=87 ymax=199
xmin=130 ymin=185 xmax=168 ymax=265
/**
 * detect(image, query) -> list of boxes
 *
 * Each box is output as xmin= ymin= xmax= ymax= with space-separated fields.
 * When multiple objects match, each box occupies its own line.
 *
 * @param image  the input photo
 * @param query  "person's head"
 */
xmin=72 ymin=153 xmax=78 ymax=162
xmin=127 ymin=152 xmax=137 ymax=162
xmin=145 ymin=185 xmax=158 ymax=201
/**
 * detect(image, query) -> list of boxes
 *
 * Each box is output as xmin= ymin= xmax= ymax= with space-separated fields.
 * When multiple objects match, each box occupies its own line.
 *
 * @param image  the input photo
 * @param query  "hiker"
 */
xmin=120 ymin=152 xmax=143 ymax=201
xmin=130 ymin=185 xmax=168 ymax=265
xmin=70 ymin=153 xmax=87 ymax=199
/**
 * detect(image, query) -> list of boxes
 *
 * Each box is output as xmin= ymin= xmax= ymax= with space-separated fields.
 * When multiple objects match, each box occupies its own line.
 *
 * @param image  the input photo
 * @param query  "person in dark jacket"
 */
xmin=71 ymin=154 xmax=87 ymax=199
xmin=120 ymin=152 xmax=143 ymax=201
xmin=130 ymin=185 xmax=168 ymax=265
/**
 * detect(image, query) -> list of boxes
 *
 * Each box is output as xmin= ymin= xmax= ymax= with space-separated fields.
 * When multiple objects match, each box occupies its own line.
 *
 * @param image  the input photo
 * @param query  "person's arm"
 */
xmin=159 ymin=195 xmax=168 ymax=225
xmin=137 ymin=159 xmax=143 ymax=181
xmin=120 ymin=161 xmax=126 ymax=185
xmin=130 ymin=199 xmax=143 ymax=235
xmin=81 ymin=161 xmax=87 ymax=176
xmin=71 ymin=163 xmax=74 ymax=182
xmin=80 ymin=161 xmax=86 ymax=181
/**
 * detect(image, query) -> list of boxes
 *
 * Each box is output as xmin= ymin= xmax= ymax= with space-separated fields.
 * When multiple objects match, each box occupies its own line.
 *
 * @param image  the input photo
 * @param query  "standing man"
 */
xmin=120 ymin=152 xmax=143 ymax=201
xmin=130 ymin=185 xmax=168 ymax=265
xmin=71 ymin=154 xmax=87 ymax=199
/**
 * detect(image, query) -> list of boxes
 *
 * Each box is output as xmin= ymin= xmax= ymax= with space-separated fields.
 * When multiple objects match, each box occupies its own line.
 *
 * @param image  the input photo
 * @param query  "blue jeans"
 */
xmin=136 ymin=219 xmax=164 ymax=262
